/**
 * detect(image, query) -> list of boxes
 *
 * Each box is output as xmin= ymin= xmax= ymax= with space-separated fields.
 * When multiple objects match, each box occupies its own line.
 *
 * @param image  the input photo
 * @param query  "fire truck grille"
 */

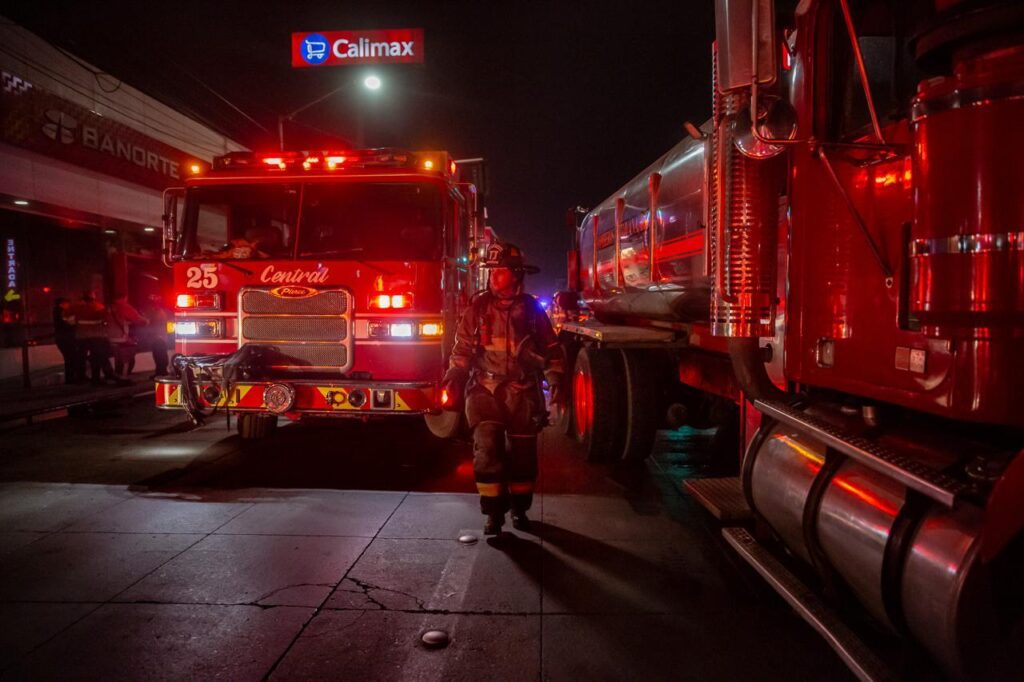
xmin=262 ymin=343 xmax=348 ymax=369
xmin=241 ymin=290 xmax=348 ymax=315
xmin=242 ymin=317 xmax=347 ymax=342
xmin=239 ymin=287 xmax=353 ymax=373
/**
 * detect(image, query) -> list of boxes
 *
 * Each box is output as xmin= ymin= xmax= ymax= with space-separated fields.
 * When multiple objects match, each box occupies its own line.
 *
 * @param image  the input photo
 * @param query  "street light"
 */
xmin=278 ymin=74 xmax=383 ymax=151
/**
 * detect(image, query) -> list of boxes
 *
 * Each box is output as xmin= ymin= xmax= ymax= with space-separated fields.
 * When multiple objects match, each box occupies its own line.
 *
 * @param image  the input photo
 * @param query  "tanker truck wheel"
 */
xmin=556 ymin=341 xmax=579 ymax=437
xmin=572 ymin=347 xmax=625 ymax=462
xmin=237 ymin=413 xmax=277 ymax=440
xmin=618 ymin=349 xmax=660 ymax=463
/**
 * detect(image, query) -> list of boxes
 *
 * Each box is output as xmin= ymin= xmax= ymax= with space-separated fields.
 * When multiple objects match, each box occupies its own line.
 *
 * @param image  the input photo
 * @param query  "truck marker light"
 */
xmin=166 ymin=321 xmax=176 ymax=334
xmin=419 ymin=322 xmax=442 ymax=336
xmin=450 ymin=161 xmax=457 ymax=175
xmin=390 ymin=322 xmax=414 ymax=338
xmin=423 ymin=159 xmax=434 ymax=170
xmin=176 ymin=292 xmax=221 ymax=310
xmin=440 ymin=387 xmax=451 ymax=407
xmin=347 ymin=389 xmax=367 ymax=408
xmin=369 ymin=293 xmax=413 ymax=310
xmin=189 ymin=163 xmax=202 ymax=175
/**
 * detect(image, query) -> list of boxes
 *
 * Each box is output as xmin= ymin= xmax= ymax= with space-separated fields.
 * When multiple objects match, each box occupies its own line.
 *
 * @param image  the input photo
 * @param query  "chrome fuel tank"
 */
xmin=747 ymin=417 xmax=1018 ymax=678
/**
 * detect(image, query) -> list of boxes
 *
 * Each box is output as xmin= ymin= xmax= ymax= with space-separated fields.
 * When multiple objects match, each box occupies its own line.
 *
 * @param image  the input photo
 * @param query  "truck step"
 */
xmin=682 ymin=477 xmax=751 ymax=524
xmin=722 ymin=527 xmax=895 ymax=682
xmin=754 ymin=399 xmax=967 ymax=508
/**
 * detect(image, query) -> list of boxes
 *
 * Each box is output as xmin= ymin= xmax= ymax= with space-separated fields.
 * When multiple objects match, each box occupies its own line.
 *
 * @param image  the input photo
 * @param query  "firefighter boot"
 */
xmin=510 ymin=510 xmax=531 ymax=532
xmin=484 ymin=513 xmax=505 ymax=536
xmin=508 ymin=434 xmax=538 ymax=531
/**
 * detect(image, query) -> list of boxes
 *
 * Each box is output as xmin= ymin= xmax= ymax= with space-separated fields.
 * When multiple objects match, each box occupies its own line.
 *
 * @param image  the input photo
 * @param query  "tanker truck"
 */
xmin=554 ymin=1 xmax=1024 ymax=678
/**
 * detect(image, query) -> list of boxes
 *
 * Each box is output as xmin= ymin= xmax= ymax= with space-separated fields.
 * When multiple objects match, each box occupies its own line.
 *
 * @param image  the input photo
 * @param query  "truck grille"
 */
xmin=242 ymin=290 xmax=348 ymax=315
xmin=242 ymin=317 xmax=347 ymax=342
xmin=239 ymin=287 xmax=353 ymax=372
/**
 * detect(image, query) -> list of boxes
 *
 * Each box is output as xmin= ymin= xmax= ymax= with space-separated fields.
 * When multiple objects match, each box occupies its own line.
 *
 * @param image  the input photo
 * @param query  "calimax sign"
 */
xmin=291 ymin=29 xmax=425 ymax=68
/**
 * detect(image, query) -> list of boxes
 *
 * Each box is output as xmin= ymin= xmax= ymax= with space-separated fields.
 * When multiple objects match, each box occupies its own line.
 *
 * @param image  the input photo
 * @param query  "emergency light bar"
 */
xmin=211 ymin=149 xmax=456 ymax=177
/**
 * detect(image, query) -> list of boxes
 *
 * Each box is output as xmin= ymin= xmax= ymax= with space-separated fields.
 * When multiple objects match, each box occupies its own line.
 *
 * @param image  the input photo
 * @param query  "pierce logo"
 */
xmin=270 ymin=285 xmax=318 ymax=299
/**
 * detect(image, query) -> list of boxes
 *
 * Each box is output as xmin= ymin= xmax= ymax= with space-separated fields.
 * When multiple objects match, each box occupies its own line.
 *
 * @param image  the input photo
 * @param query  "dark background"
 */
xmin=4 ymin=1 xmax=715 ymax=294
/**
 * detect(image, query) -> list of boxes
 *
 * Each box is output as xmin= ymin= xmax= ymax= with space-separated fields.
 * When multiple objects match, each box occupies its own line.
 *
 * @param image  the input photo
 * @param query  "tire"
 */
xmin=424 ymin=411 xmax=462 ymax=440
xmin=237 ymin=413 xmax=277 ymax=440
xmin=572 ymin=346 xmax=625 ymax=462
xmin=619 ymin=349 xmax=660 ymax=463
xmin=557 ymin=341 xmax=578 ymax=437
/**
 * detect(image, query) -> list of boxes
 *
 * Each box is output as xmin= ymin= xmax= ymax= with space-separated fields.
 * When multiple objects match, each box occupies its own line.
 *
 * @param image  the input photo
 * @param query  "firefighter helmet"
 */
xmin=482 ymin=242 xmax=540 ymax=274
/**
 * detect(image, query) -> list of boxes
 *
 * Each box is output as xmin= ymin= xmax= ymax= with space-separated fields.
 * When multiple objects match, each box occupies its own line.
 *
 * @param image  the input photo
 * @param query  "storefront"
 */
xmin=0 ymin=19 xmax=244 ymax=373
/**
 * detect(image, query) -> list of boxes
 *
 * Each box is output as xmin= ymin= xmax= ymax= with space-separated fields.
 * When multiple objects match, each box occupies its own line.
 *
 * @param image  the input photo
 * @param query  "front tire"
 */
xmin=424 ymin=411 xmax=462 ymax=439
xmin=237 ymin=413 xmax=278 ymax=440
xmin=572 ymin=347 xmax=625 ymax=462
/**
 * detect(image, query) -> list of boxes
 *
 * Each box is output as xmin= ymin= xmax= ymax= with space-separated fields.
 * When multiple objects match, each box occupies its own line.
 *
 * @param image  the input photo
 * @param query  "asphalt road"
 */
xmin=0 ymin=397 xmax=853 ymax=681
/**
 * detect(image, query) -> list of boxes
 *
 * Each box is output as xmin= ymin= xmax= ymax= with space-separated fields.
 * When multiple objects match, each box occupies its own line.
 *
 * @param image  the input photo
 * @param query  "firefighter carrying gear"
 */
xmin=444 ymin=243 xmax=564 ymax=530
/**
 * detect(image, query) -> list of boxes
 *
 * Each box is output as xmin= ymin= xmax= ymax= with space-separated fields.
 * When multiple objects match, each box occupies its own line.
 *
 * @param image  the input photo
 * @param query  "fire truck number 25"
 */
xmin=185 ymin=264 xmax=219 ymax=289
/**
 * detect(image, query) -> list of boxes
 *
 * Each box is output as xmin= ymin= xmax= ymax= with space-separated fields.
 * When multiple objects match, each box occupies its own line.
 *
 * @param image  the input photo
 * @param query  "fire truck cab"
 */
xmin=155 ymin=148 xmax=484 ymax=440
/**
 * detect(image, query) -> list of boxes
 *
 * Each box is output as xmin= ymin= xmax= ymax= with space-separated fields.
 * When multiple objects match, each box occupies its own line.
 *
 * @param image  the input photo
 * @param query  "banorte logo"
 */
xmin=42 ymin=110 xmax=77 ymax=144
xmin=300 ymin=33 xmax=330 ymax=65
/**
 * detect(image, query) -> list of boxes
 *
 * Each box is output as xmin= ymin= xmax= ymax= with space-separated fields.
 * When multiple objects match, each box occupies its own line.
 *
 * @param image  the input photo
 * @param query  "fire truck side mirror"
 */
xmin=161 ymin=187 xmax=185 ymax=266
xmin=715 ymin=0 xmax=777 ymax=92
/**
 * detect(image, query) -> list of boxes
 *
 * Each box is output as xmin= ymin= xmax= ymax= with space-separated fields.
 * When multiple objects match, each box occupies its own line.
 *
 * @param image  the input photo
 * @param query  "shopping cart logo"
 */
xmin=300 ymin=34 xmax=330 ymax=65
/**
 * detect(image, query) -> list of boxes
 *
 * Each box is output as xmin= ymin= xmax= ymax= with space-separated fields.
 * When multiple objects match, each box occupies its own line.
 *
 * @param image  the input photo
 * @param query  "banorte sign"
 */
xmin=291 ymin=29 xmax=424 ymax=68
xmin=0 ymin=70 xmax=205 ymax=191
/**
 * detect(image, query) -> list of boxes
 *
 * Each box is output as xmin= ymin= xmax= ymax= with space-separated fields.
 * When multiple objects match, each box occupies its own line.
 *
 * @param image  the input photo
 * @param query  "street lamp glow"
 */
xmin=364 ymin=75 xmax=382 ymax=90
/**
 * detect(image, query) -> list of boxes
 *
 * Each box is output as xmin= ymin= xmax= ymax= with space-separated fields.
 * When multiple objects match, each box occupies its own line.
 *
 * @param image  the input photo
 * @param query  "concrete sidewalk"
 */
xmin=0 ymin=365 xmax=156 ymax=423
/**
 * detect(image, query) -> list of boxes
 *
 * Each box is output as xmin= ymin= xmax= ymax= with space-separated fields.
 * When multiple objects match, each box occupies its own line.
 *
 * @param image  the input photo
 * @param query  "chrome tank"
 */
xmin=578 ymin=134 xmax=711 ymax=324
xmin=747 ymin=417 xmax=1018 ymax=679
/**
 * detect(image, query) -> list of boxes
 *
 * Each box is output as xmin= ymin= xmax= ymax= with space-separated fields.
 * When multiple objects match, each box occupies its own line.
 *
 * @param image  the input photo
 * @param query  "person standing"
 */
xmin=138 ymin=294 xmax=170 ymax=378
xmin=52 ymin=297 xmax=79 ymax=384
xmin=108 ymin=292 xmax=146 ymax=376
xmin=70 ymin=291 xmax=117 ymax=385
xmin=442 ymin=243 xmax=565 ymax=535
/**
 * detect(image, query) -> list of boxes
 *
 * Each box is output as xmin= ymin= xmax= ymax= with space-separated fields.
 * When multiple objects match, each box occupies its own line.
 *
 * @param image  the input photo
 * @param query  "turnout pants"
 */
xmin=465 ymin=382 xmax=540 ymax=516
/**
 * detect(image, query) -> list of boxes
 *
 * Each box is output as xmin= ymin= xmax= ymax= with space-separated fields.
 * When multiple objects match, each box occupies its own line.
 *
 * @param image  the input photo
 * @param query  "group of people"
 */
xmin=53 ymin=291 xmax=170 ymax=386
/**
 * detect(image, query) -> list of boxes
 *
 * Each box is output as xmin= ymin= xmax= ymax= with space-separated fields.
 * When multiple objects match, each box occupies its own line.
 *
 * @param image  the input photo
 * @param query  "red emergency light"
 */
xmin=211 ymin=149 xmax=453 ymax=176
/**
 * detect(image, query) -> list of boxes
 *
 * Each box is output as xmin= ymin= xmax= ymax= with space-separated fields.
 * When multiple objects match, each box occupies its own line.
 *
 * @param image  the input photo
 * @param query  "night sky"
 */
xmin=5 ymin=1 xmax=714 ymax=294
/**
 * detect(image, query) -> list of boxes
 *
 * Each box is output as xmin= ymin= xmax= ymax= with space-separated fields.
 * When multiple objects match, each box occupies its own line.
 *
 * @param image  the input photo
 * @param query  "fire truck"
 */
xmin=556 ymin=0 xmax=1023 ymax=678
xmin=155 ymin=148 xmax=486 ymax=441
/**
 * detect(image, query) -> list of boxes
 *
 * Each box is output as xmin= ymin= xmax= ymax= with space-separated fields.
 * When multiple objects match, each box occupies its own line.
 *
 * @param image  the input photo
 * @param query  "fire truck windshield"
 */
xmin=178 ymin=182 xmax=442 ymax=261
xmin=297 ymin=182 xmax=441 ymax=260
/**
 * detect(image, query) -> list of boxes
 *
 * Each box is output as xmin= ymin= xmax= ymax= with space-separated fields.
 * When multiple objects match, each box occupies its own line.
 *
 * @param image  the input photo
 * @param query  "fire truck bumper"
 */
xmin=154 ymin=377 xmax=438 ymax=418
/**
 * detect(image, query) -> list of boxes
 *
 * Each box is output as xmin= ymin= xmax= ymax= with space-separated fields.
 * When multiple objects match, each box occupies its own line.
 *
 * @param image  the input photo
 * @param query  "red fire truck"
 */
xmin=155 ymin=148 xmax=484 ymax=440
xmin=556 ymin=0 xmax=1023 ymax=678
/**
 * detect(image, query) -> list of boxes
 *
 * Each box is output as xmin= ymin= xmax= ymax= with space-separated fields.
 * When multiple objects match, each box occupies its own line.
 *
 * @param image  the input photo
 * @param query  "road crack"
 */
xmin=338 ymin=577 xmax=428 ymax=611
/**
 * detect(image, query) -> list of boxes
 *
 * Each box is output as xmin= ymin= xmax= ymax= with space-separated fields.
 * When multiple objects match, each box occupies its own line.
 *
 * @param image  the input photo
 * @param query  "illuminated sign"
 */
xmin=291 ymin=29 xmax=425 ymax=68
xmin=5 ymin=238 xmax=19 ymax=303
xmin=0 ymin=71 xmax=203 ymax=191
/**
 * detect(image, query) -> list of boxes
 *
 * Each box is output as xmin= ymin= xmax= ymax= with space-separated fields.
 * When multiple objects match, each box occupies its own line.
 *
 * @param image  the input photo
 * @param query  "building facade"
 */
xmin=0 ymin=17 xmax=245 ymax=368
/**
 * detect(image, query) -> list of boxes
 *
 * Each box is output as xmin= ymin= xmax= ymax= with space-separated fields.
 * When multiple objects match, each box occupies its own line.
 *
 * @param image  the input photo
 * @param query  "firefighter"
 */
xmin=442 ymin=243 xmax=565 ymax=535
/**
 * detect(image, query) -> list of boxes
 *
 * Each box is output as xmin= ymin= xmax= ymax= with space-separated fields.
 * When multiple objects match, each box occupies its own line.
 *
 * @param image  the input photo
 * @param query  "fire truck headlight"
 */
xmin=263 ymin=383 xmax=296 ymax=414
xmin=389 ymin=323 xmax=414 ymax=338
xmin=174 ymin=320 xmax=222 ymax=338
xmin=419 ymin=321 xmax=442 ymax=337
